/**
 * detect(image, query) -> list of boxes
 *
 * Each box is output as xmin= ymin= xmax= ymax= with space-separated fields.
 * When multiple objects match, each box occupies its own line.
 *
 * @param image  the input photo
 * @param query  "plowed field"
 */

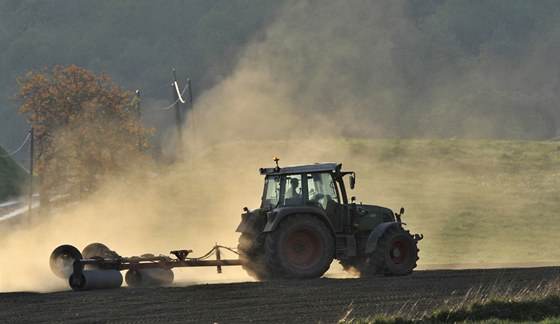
xmin=1 ymin=267 xmax=559 ymax=323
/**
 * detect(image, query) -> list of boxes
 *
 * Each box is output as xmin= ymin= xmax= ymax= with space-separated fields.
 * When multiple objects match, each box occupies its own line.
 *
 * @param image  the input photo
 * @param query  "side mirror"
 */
xmin=400 ymin=207 xmax=405 ymax=215
xmin=349 ymin=175 xmax=355 ymax=190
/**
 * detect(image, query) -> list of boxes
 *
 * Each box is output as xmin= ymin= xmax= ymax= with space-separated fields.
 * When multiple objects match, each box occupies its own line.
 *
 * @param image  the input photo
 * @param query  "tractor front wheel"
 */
xmin=344 ymin=227 xmax=418 ymax=277
xmin=264 ymin=216 xmax=334 ymax=279
xmin=370 ymin=226 xmax=418 ymax=276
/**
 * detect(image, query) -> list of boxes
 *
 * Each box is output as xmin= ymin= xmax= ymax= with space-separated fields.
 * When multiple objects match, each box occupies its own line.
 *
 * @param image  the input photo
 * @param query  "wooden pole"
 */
xmin=172 ymin=69 xmax=183 ymax=161
xmin=28 ymin=127 xmax=34 ymax=225
xmin=135 ymin=90 xmax=142 ymax=152
xmin=187 ymin=78 xmax=196 ymax=152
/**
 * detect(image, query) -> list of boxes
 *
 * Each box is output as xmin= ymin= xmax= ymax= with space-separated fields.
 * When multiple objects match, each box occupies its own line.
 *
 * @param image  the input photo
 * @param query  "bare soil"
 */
xmin=1 ymin=267 xmax=559 ymax=323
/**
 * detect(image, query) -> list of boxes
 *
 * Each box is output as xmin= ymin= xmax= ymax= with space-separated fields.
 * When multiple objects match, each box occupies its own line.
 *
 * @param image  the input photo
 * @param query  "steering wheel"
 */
xmin=307 ymin=193 xmax=325 ymax=208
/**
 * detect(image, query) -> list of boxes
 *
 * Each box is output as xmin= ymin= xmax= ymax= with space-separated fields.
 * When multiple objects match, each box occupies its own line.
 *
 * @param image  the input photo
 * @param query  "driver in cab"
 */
xmin=285 ymin=178 xmax=301 ymax=198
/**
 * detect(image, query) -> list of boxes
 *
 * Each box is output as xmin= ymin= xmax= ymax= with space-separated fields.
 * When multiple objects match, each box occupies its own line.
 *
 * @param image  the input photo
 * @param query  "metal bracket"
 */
xmin=170 ymin=250 xmax=192 ymax=261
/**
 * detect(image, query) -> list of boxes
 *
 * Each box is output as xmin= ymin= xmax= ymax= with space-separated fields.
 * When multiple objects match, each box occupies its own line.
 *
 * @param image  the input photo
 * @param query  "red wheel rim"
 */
xmin=389 ymin=238 xmax=410 ymax=266
xmin=284 ymin=228 xmax=323 ymax=268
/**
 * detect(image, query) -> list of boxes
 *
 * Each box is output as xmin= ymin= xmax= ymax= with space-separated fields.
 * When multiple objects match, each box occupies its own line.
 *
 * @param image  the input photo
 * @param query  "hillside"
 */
xmin=0 ymin=145 xmax=28 ymax=201
xmin=3 ymin=1 xmax=560 ymax=165
xmin=176 ymin=138 xmax=560 ymax=266
xmin=0 ymin=138 xmax=558 ymax=295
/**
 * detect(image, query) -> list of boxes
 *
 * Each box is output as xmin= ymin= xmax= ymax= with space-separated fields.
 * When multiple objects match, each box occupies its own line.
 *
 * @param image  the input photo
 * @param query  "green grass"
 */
xmin=339 ymin=278 xmax=560 ymax=323
xmin=0 ymin=145 xmax=28 ymax=201
xmin=341 ymin=295 xmax=560 ymax=323
xmin=181 ymin=138 xmax=560 ymax=265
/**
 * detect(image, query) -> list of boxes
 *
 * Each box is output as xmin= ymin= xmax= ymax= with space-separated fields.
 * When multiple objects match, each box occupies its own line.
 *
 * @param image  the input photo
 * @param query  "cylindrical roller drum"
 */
xmin=50 ymin=245 xmax=83 ymax=279
xmin=125 ymin=268 xmax=174 ymax=288
xmin=69 ymin=270 xmax=123 ymax=291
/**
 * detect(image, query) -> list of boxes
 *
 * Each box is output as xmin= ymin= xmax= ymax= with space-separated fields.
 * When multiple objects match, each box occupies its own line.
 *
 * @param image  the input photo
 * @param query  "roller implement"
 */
xmin=50 ymin=159 xmax=422 ymax=290
xmin=49 ymin=243 xmax=241 ymax=291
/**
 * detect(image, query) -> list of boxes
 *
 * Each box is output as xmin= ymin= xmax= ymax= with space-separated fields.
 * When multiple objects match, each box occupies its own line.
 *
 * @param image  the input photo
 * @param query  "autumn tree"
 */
xmin=13 ymin=65 xmax=152 ymax=206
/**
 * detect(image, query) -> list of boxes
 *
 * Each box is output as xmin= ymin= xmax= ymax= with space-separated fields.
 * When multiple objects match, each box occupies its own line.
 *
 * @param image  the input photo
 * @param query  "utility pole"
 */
xmin=186 ymin=78 xmax=196 ymax=153
xmin=172 ymin=69 xmax=184 ymax=161
xmin=135 ymin=90 xmax=142 ymax=152
xmin=28 ymin=127 xmax=34 ymax=225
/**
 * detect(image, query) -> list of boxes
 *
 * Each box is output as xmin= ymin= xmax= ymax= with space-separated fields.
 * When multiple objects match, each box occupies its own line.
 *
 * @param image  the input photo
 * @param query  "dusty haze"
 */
xmin=1 ymin=1 xmax=559 ymax=292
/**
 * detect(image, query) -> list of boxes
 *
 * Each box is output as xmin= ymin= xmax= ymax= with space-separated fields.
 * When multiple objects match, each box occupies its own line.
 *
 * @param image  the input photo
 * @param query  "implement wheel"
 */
xmin=265 ymin=216 xmax=334 ymax=279
xmin=82 ymin=243 xmax=119 ymax=259
xmin=82 ymin=242 xmax=119 ymax=270
xmin=50 ymin=244 xmax=83 ymax=279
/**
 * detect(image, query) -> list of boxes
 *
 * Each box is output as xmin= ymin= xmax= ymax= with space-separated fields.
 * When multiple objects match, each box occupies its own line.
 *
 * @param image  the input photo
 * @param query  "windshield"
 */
xmin=261 ymin=173 xmax=339 ymax=209
xmin=261 ymin=176 xmax=281 ymax=208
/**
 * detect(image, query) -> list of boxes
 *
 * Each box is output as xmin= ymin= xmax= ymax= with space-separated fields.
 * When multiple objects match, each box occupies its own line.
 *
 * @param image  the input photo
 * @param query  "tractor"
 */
xmin=236 ymin=159 xmax=423 ymax=280
xmin=49 ymin=159 xmax=422 ymax=291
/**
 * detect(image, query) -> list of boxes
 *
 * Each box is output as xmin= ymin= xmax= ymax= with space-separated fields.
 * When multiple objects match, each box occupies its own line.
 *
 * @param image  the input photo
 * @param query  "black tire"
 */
xmin=264 ymin=216 xmax=334 ymax=279
xmin=49 ymin=244 xmax=83 ymax=279
xmin=238 ymin=233 xmax=271 ymax=280
xmin=370 ymin=226 xmax=418 ymax=276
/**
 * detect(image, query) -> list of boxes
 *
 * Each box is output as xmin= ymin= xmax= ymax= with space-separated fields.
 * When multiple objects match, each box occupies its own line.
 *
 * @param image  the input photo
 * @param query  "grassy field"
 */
xmin=177 ymin=138 xmax=560 ymax=266
xmin=0 ymin=146 xmax=27 ymax=201
xmin=345 ymin=138 xmax=560 ymax=266
xmin=3 ymin=137 xmax=558 ymax=294
xmin=346 ymin=296 xmax=560 ymax=323
xmin=342 ymin=278 xmax=560 ymax=323
xmin=5 ymin=138 xmax=559 ymax=267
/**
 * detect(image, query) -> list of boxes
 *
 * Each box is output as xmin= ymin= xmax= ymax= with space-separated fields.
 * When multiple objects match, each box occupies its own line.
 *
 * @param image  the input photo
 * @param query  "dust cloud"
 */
xmin=187 ymin=0 xmax=414 ymax=146
xmin=1 ymin=1 xmax=559 ymax=292
xmin=187 ymin=0 xmax=560 ymax=143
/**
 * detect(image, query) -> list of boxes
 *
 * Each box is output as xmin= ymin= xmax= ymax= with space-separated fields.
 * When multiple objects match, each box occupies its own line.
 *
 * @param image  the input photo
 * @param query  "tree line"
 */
xmin=2 ymin=0 xmax=560 ymax=162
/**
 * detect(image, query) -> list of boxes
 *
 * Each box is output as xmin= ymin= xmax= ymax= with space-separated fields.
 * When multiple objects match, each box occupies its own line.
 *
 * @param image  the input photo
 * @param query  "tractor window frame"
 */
xmin=261 ymin=175 xmax=282 ymax=208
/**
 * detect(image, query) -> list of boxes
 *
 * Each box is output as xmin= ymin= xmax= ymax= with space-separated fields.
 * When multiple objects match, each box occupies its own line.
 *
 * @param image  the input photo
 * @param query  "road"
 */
xmin=0 ymin=195 xmax=39 ymax=223
xmin=0 ymin=266 xmax=558 ymax=323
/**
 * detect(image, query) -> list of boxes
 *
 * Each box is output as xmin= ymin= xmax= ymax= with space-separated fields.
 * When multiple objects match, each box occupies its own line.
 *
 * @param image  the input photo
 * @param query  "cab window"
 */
xmin=284 ymin=174 xmax=303 ymax=205
xmin=308 ymin=172 xmax=338 ymax=208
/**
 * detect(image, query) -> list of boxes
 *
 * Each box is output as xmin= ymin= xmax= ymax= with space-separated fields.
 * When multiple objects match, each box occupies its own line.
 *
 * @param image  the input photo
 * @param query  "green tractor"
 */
xmin=236 ymin=159 xmax=423 ymax=280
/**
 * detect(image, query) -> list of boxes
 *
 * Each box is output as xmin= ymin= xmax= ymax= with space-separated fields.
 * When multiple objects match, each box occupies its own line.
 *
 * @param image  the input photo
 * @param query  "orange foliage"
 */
xmin=13 ymin=65 xmax=152 ymax=201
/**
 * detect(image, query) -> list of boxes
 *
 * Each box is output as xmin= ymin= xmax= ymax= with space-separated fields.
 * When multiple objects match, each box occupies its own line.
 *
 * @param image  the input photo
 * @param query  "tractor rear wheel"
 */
xmin=264 ymin=216 xmax=334 ymax=279
xmin=370 ymin=226 xmax=418 ymax=276
xmin=238 ymin=233 xmax=271 ymax=280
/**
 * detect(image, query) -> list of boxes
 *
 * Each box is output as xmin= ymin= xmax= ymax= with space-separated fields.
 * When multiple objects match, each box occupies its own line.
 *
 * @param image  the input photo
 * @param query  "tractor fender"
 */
xmin=236 ymin=210 xmax=267 ymax=234
xmin=235 ymin=214 xmax=257 ymax=234
xmin=364 ymin=222 xmax=402 ymax=254
xmin=262 ymin=206 xmax=334 ymax=234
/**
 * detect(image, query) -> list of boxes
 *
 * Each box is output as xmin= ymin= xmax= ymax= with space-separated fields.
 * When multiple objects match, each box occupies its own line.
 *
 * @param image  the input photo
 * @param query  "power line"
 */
xmin=173 ymin=81 xmax=186 ymax=104
xmin=148 ymin=81 xmax=189 ymax=112
xmin=150 ymin=97 xmax=182 ymax=111
xmin=0 ymin=131 xmax=31 ymax=158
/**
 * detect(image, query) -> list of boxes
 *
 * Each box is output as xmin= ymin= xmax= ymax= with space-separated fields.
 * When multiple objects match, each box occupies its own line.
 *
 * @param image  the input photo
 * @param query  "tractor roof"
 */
xmin=260 ymin=162 xmax=341 ymax=176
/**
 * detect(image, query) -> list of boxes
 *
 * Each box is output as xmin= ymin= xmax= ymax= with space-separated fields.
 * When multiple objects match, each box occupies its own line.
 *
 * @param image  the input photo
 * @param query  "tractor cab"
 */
xmin=258 ymin=161 xmax=354 ymax=233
